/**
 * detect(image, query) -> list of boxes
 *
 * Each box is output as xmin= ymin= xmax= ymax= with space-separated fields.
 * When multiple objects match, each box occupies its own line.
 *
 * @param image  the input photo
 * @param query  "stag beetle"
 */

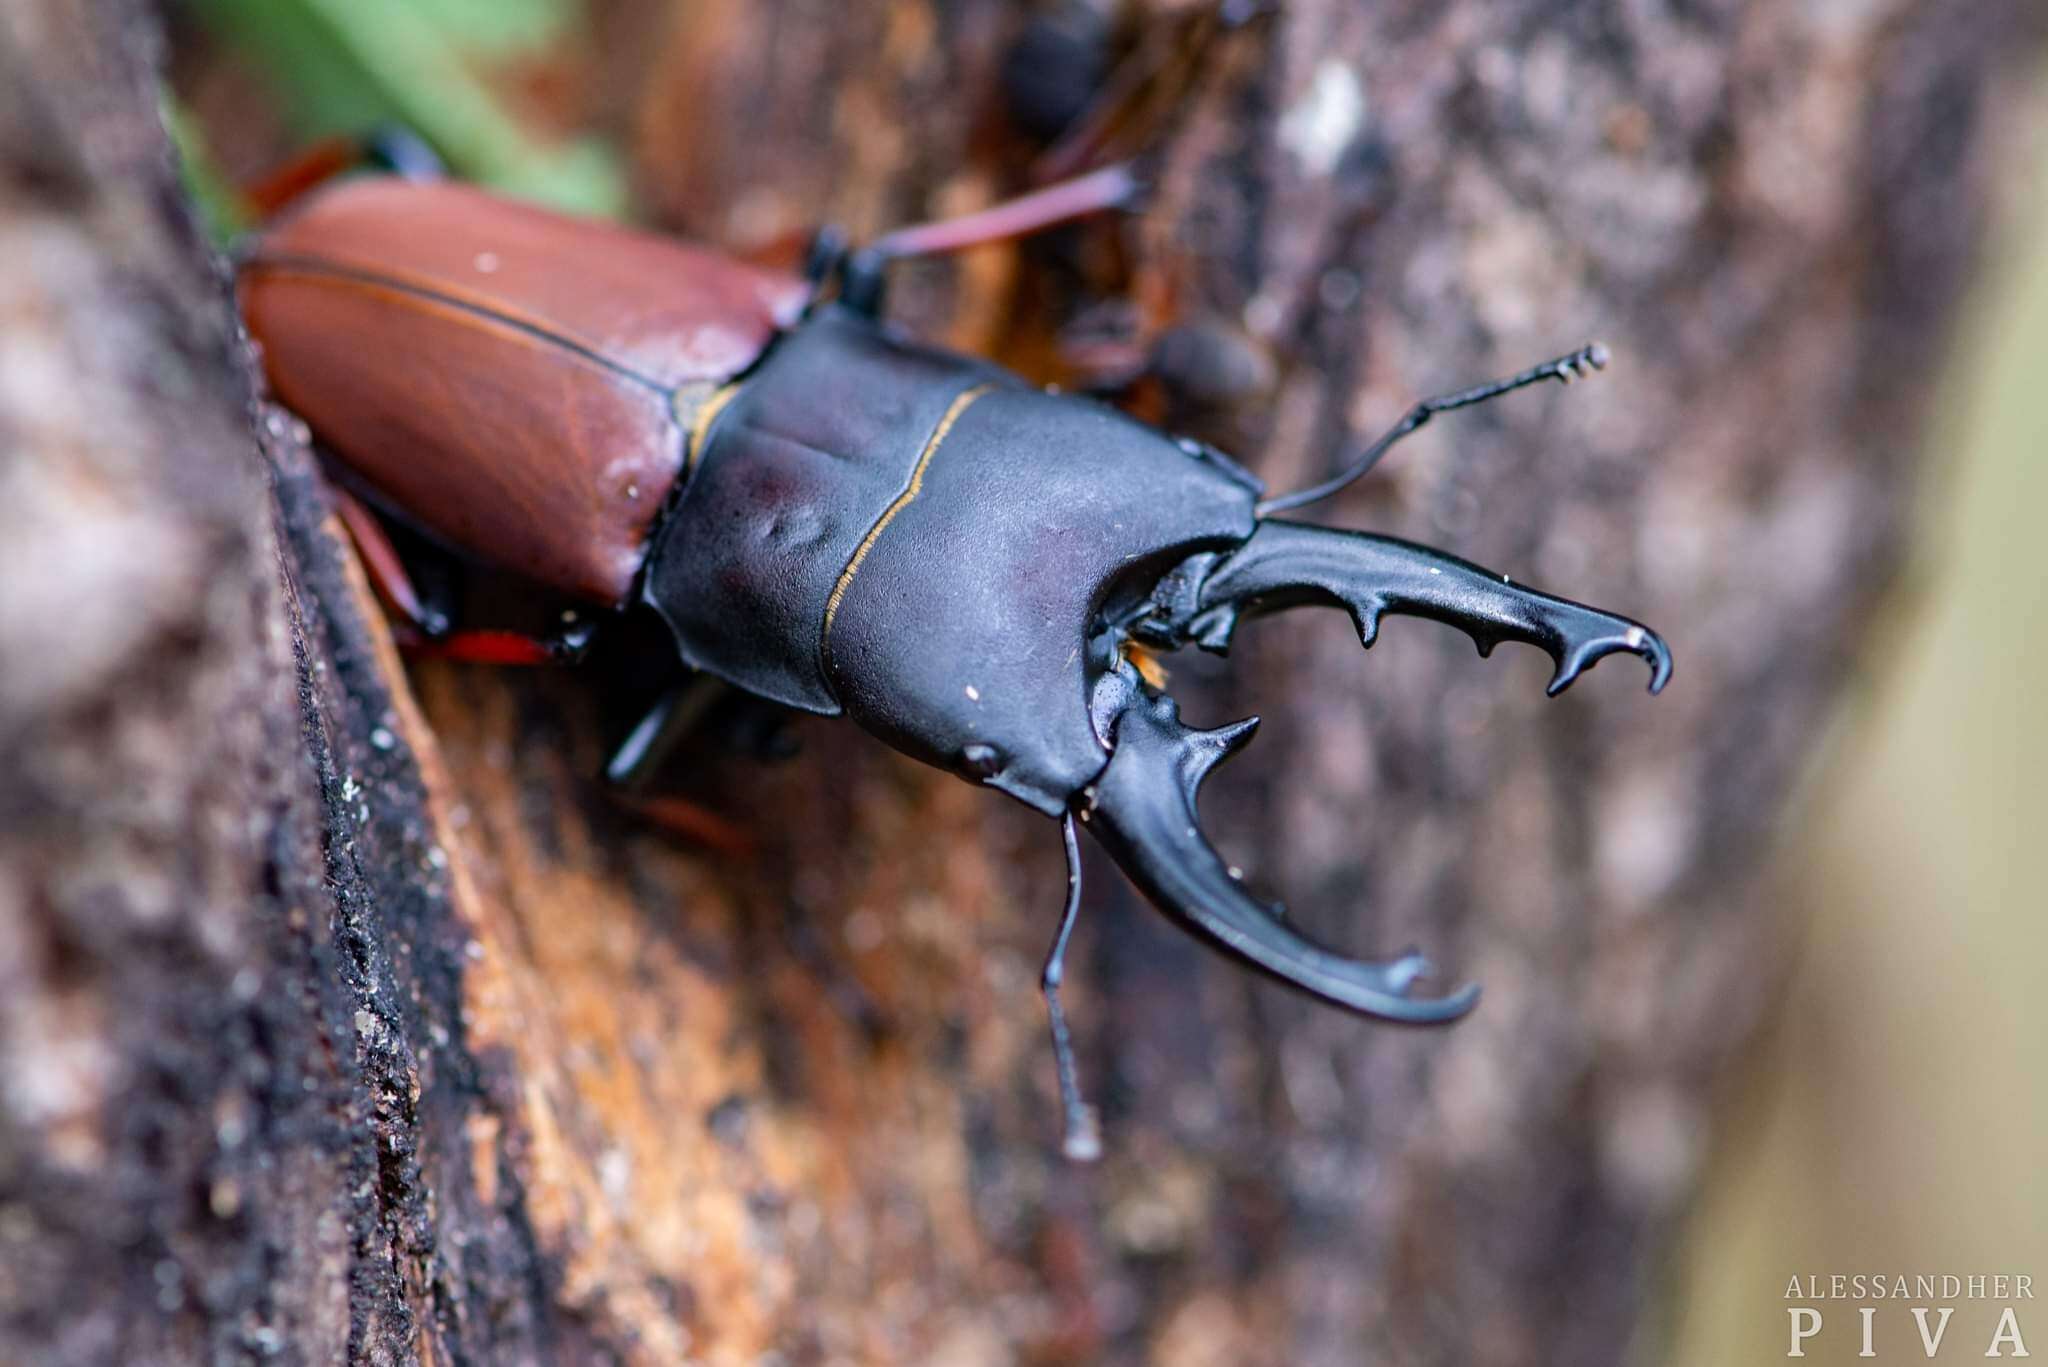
xmin=238 ymin=144 xmax=1671 ymax=1158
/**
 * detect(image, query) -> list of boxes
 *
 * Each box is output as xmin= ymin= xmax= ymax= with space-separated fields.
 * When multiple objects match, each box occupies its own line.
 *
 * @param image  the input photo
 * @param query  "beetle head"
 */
xmin=815 ymin=385 xmax=1577 ymax=1023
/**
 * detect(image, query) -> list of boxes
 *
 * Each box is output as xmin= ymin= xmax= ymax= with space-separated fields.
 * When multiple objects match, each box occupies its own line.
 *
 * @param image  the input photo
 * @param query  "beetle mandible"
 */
xmin=237 ymin=142 xmax=1671 ymax=1159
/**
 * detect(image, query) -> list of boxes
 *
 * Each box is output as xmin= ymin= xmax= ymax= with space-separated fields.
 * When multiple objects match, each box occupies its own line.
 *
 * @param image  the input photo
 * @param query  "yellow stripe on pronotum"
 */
xmin=681 ymin=381 xmax=743 ymax=472
xmin=822 ymin=382 xmax=993 ymax=648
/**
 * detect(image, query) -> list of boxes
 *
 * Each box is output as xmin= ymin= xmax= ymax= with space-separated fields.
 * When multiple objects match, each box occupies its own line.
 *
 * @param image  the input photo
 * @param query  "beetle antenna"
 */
xmin=1043 ymin=813 xmax=1102 ymax=1161
xmin=1255 ymin=342 xmax=1609 ymax=517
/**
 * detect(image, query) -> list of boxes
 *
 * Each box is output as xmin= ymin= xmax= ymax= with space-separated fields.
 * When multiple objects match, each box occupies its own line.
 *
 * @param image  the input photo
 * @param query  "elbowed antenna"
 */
xmin=1256 ymin=343 xmax=1610 ymax=517
xmin=1081 ymin=686 xmax=1481 ymax=1024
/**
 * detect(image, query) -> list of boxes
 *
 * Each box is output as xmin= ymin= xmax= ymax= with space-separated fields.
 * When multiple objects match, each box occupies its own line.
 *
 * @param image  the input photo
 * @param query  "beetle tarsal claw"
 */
xmin=1149 ymin=519 xmax=1673 ymax=696
xmin=1083 ymin=686 xmax=1480 ymax=1024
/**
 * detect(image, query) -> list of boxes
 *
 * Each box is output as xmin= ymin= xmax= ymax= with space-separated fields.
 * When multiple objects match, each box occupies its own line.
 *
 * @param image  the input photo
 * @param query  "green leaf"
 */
xmin=187 ymin=0 xmax=626 ymax=218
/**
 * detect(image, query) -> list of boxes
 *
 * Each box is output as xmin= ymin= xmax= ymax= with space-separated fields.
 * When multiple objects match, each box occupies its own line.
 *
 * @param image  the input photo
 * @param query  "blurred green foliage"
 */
xmin=163 ymin=95 xmax=254 ymax=243
xmin=186 ymin=0 xmax=626 ymax=216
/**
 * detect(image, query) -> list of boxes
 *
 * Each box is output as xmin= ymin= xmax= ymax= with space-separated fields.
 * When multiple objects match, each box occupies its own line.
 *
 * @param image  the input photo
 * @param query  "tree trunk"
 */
xmin=2 ymin=1 xmax=2040 ymax=1363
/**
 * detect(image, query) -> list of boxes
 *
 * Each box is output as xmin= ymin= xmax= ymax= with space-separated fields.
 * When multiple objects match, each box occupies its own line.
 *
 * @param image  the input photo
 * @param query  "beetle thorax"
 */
xmin=643 ymin=305 xmax=1260 ymax=814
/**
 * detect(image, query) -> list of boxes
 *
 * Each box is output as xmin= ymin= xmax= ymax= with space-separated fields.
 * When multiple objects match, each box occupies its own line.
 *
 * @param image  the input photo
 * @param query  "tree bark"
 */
xmin=2 ymin=1 xmax=2041 ymax=1364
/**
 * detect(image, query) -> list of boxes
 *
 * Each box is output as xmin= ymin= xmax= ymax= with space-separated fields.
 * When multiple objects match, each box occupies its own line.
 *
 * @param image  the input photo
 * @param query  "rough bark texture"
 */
xmin=2 ymin=1 xmax=2041 ymax=1364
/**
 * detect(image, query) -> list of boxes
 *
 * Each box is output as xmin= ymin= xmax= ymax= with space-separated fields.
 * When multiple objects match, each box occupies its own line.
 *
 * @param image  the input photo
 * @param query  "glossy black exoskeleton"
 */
xmin=641 ymin=299 xmax=1670 ymax=1157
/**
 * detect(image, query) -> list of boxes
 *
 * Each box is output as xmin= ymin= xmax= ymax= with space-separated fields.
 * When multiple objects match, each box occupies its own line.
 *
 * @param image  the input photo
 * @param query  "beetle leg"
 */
xmin=1145 ymin=519 xmax=1673 ymax=697
xmin=867 ymin=162 xmax=1142 ymax=262
xmin=608 ymin=678 xmax=801 ymax=790
xmin=838 ymin=162 xmax=1145 ymax=316
xmin=605 ymin=678 xmax=734 ymax=792
xmin=359 ymin=125 xmax=446 ymax=182
xmin=394 ymin=628 xmax=560 ymax=667
xmin=335 ymin=485 xmax=542 ymax=663
xmin=333 ymin=486 xmax=450 ymax=638
xmin=242 ymin=137 xmax=370 ymax=221
xmin=241 ymin=125 xmax=444 ymax=219
xmin=1082 ymin=684 xmax=1477 ymax=1024
xmin=333 ymin=486 xmax=593 ymax=666
xmin=612 ymin=793 xmax=756 ymax=857
xmin=1029 ymin=0 xmax=1267 ymax=184
xmin=1043 ymin=814 xmax=1103 ymax=1162
xmin=603 ymin=681 xmax=760 ymax=855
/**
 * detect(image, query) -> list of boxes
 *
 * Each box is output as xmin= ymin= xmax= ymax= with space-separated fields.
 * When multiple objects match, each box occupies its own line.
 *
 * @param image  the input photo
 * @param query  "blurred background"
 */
xmin=1666 ymin=132 xmax=2048 ymax=1366
xmin=163 ymin=0 xmax=2045 ymax=1360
